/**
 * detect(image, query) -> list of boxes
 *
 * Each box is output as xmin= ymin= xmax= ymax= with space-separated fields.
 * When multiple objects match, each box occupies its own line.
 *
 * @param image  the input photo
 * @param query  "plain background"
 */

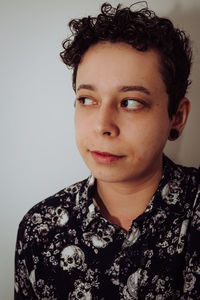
xmin=0 ymin=0 xmax=199 ymax=299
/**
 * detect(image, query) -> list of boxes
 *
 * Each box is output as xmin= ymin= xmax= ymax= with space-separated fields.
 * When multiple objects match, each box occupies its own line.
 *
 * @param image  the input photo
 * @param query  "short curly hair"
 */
xmin=60 ymin=2 xmax=192 ymax=118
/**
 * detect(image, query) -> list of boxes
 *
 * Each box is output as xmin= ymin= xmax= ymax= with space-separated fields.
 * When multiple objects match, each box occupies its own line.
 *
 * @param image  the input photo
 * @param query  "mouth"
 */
xmin=90 ymin=151 xmax=124 ymax=164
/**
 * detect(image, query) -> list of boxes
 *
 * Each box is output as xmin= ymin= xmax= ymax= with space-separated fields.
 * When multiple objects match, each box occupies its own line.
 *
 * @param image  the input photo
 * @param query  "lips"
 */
xmin=90 ymin=151 xmax=124 ymax=164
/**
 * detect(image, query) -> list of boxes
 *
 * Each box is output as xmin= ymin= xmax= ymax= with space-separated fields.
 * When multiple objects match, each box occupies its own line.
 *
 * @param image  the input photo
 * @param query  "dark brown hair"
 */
xmin=60 ymin=2 xmax=192 ymax=117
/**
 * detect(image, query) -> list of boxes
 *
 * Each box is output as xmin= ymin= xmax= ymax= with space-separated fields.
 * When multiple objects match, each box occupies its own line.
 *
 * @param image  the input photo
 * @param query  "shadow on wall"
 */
xmin=164 ymin=3 xmax=200 ymax=167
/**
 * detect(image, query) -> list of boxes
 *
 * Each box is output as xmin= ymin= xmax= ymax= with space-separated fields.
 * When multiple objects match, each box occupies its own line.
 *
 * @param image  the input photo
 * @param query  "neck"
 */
xmin=95 ymin=162 xmax=163 ymax=231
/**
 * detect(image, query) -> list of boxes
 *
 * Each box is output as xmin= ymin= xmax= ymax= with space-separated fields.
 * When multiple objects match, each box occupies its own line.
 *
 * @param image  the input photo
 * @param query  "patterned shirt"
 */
xmin=15 ymin=156 xmax=200 ymax=299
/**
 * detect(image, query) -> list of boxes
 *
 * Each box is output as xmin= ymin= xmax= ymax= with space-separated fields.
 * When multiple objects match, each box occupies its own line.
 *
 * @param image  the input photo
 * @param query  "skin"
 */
xmin=74 ymin=42 xmax=190 ymax=231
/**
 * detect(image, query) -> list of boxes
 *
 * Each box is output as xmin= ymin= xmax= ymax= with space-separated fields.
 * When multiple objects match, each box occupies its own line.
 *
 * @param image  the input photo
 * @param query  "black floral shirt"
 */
xmin=15 ymin=156 xmax=200 ymax=299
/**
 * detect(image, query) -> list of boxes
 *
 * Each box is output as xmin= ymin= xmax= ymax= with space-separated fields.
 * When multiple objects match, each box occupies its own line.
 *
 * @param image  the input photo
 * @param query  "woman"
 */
xmin=15 ymin=3 xmax=200 ymax=299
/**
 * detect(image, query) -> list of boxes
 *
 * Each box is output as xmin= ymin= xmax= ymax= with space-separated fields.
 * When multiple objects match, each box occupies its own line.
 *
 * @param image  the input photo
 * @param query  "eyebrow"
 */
xmin=77 ymin=84 xmax=151 ymax=95
xmin=77 ymin=84 xmax=95 ymax=92
xmin=119 ymin=85 xmax=151 ymax=95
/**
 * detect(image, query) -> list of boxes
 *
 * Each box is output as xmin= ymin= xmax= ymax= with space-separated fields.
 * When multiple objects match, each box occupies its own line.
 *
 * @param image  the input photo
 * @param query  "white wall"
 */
xmin=0 ymin=0 xmax=199 ymax=299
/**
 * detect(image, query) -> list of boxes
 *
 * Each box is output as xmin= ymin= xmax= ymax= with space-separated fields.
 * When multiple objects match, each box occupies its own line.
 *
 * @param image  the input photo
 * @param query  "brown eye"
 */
xmin=77 ymin=97 xmax=93 ymax=105
xmin=121 ymin=99 xmax=143 ymax=110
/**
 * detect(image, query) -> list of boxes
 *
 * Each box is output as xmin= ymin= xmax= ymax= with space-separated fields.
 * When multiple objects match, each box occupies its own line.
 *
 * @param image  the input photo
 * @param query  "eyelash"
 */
xmin=76 ymin=97 xmax=145 ymax=111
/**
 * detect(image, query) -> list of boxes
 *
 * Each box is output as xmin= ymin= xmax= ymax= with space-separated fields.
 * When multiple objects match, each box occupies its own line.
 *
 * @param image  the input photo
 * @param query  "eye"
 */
xmin=121 ymin=99 xmax=143 ymax=110
xmin=77 ymin=97 xmax=93 ymax=106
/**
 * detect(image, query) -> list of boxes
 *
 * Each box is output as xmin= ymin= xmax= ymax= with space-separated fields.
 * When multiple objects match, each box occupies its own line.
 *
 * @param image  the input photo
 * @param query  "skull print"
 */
xmin=68 ymin=280 xmax=92 ymax=300
xmin=83 ymin=224 xmax=115 ymax=250
xmin=53 ymin=207 xmax=69 ymax=226
xmin=60 ymin=245 xmax=86 ymax=272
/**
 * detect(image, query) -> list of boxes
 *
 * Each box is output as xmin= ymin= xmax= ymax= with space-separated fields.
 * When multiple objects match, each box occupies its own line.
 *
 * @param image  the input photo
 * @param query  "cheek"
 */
xmin=123 ymin=114 xmax=171 ymax=149
xmin=74 ymin=112 xmax=91 ymax=148
xmin=74 ymin=113 xmax=82 ymax=147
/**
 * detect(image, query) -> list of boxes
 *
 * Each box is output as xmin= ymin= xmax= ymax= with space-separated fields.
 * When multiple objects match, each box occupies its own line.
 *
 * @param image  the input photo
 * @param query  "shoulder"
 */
xmin=176 ymin=165 xmax=200 ymax=297
xmin=164 ymin=156 xmax=200 ymax=196
xmin=176 ymin=161 xmax=200 ymax=203
xmin=165 ymin=155 xmax=200 ymax=180
xmin=17 ymin=177 xmax=92 ymax=243
xmin=161 ymin=156 xmax=200 ymax=217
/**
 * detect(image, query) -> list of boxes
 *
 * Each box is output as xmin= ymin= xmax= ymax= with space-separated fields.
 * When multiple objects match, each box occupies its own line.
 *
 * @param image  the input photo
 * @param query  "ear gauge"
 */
xmin=169 ymin=129 xmax=179 ymax=140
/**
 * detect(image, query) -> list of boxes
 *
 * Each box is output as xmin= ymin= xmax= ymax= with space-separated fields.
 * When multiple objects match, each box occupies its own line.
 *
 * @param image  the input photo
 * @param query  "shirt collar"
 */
xmin=137 ymin=155 xmax=192 ymax=223
xmin=79 ymin=174 xmax=101 ymax=230
xmin=79 ymin=155 xmax=193 ymax=231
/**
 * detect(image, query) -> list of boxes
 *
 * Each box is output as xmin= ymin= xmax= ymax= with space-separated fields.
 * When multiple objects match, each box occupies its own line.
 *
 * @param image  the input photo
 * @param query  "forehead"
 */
xmin=76 ymin=42 xmax=166 ymax=94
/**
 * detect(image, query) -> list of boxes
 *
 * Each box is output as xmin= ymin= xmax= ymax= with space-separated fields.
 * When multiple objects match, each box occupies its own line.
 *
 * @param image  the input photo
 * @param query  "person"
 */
xmin=15 ymin=2 xmax=200 ymax=299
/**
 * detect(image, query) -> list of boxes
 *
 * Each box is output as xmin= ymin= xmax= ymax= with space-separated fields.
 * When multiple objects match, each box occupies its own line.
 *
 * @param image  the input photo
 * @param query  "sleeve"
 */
xmin=14 ymin=220 xmax=36 ymax=300
xmin=181 ymin=187 xmax=200 ymax=299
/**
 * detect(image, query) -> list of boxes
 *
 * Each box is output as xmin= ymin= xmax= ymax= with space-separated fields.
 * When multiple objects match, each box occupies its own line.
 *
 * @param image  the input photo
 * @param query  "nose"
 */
xmin=94 ymin=105 xmax=119 ymax=137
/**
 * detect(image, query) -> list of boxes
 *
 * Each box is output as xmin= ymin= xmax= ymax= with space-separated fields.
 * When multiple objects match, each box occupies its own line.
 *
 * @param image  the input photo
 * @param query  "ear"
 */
xmin=168 ymin=97 xmax=191 ymax=141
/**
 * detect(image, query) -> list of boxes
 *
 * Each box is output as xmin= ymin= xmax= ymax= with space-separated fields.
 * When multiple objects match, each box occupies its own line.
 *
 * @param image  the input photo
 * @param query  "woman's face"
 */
xmin=74 ymin=42 xmax=173 ymax=184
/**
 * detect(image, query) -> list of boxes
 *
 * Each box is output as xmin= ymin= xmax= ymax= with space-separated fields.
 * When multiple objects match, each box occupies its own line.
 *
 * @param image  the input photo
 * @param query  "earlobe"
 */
xmin=169 ymin=129 xmax=179 ymax=141
xmin=168 ymin=97 xmax=190 ymax=141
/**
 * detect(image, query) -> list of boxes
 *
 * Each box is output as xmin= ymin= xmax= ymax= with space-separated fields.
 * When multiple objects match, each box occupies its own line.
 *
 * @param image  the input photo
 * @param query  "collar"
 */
xmin=78 ymin=174 xmax=101 ymax=230
xmin=79 ymin=155 xmax=198 ymax=231
xmin=136 ymin=155 xmax=198 ymax=226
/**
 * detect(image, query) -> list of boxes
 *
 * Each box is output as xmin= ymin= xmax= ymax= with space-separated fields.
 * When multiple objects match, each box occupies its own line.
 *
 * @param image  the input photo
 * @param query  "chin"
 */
xmin=90 ymin=169 xmax=135 ymax=183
